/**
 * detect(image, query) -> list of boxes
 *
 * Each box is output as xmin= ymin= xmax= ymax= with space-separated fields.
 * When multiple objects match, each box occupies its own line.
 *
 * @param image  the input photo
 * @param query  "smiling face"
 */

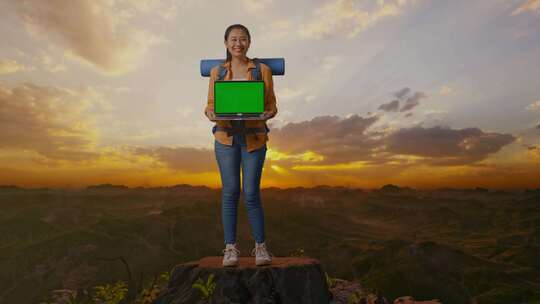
xmin=224 ymin=27 xmax=250 ymax=59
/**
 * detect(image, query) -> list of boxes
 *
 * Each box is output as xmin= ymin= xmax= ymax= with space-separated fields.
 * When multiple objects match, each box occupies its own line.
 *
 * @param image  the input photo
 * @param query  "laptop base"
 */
xmin=214 ymin=114 xmax=264 ymax=120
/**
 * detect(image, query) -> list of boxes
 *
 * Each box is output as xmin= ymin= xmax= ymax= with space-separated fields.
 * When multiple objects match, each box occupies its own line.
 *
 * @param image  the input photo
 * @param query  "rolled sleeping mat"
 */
xmin=200 ymin=58 xmax=285 ymax=77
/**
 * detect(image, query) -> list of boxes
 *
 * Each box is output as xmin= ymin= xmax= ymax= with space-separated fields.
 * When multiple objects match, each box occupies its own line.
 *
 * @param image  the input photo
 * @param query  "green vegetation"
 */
xmin=135 ymin=272 xmax=170 ymax=304
xmin=325 ymin=272 xmax=337 ymax=289
xmin=38 ymin=271 xmax=170 ymax=304
xmin=347 ymin=290 xmax=369 ymax=304
xmin=1 ymin=185 xmax=540 ymax=303
xmin=288 ymin=247 xmax=306 ymax=257
xmin=192 ymin=273 xmax=216 ymax=303
xmin=92 ymin=281 xmax=128 ymax=304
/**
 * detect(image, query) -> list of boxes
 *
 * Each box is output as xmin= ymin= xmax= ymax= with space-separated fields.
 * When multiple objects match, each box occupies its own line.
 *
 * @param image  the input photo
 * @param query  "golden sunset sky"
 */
xmin=1 ymin=0 xmax=540 ymax=190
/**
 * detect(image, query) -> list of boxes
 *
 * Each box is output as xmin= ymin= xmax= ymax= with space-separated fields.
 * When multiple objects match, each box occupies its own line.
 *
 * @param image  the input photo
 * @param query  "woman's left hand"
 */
xmin=261 ymin=111 xmax=274 ymax=120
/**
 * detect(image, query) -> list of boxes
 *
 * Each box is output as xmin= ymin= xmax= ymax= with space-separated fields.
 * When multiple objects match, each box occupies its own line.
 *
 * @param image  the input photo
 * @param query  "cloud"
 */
xmin=395 ymin=87 xmax=411 ymax=99
xmin=378 ymin=100 xmax=400 ymax=112
xmin=276 ymin=87 xmax=306 ymax=103
xmin=400 ymin=91 xmax=427 ymax=112
xmin=522 ymin=143 xmax=537 ymax=150
xmin=381 ymin=87 xmax=427 ymax=112
xmin=38 ymin=51 xmax=67 ymax=73
xmin=0 ymin=59 xmax=30 ymax=74
xmin=419 ymin=110 xmax=449 ymax=128
xmin=0 ymin=82 xmax=106 ymax=161
xmin=269 ymin=114 xmax=381 ymax=164
xmin=439 ymin=85 xmax=455 ymax=96
xmin=384 ymin=126 xmax=516 ymax=165
xmin=511 ymin=0 xmax=540 ymax=15
xmin=298 ymin=0 xmax=415 ymax=39
xmin=241 ymin=0 xmax=274 ymax=13
xmin=260 ymin=20 xmax=293 ymax=43
xmin=128 ymin=146 xmax=216 ymax=173
xmin=120 ymin=0 xmax=183 ymax=21
xmin=10 ymin=0 xmax=166 ymax=75
xmin=267 ymin=113 xmax=516 ymax=168
xmin=526 ymin=100 xmax=540 ymax=111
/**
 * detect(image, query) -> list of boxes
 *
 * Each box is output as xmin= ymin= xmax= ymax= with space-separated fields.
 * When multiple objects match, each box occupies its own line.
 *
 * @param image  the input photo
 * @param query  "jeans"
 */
xmin=214 ymin=132 xmax=267 ymax=245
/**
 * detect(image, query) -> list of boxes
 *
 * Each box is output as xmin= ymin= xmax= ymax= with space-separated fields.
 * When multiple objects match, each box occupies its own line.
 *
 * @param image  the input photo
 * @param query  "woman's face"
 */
xmin=224 ymin=28 xmax=250 ymax=59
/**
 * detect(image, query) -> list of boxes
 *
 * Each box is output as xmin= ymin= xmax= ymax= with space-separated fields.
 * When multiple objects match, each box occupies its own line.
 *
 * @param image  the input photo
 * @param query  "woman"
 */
xmin=204 ymin=24 xmax=278 ymax=267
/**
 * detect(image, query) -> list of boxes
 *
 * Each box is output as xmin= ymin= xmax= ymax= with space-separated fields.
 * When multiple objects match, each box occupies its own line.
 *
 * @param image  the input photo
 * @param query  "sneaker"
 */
xmin=222 ymin=243 xmax=240 ymax=267
xmin=251 ymin=242 xmax=273 ymax=266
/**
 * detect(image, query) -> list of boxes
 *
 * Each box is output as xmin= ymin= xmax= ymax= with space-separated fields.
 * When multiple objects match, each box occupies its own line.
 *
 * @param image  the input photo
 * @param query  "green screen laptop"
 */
xmin=214 ymin=80 xmax=265 ymax=120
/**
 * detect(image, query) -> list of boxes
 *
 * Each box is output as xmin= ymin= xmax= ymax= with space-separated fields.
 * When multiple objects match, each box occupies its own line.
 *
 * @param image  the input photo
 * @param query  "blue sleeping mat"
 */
xmin=200 ymin=58 xmax=285 ymax=77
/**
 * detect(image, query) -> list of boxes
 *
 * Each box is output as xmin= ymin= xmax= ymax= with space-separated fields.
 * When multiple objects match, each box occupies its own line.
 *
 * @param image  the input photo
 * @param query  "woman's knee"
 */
xmin=243 ymin=187 xmax=261 ymax=204
xmin=222 ymin=184 xmax=240 ymax=200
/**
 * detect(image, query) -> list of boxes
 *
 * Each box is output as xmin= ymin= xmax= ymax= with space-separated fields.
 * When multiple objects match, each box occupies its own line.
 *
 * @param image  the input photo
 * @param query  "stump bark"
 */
xmin=154 ymin=256 xmax=332 ymax=304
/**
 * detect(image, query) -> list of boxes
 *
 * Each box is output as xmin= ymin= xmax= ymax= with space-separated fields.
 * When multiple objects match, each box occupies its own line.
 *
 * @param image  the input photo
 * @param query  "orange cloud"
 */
xmin=269 ymin=114 xmax=381 ymax=164
xmin=128 ymin=146 xmax=217 ymax=173
xmin=0 ymin=59 xmax=27 ymax=74
xmin=0 ymin=100 xmax=532 ymax=189
xmin=383 ymin=126 xmax=516 ymax=166
xmin=267 ymin=114 xmax=516 ymax=168
xmin=511 ymin=0 xmax=540 ymax=16
xmin=298 ymin=0 xmax=416 ymax=39
xmin=0 ymin=82 xmax=105 ymax=161
xmin=10 ymin=0 xmax=165 ymax=75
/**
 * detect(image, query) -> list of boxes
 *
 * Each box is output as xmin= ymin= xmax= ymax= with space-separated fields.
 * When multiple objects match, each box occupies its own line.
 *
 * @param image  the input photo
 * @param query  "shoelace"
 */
xmin=251 ymin=245 xmax=274 ymax=259
xmin=223 ymin=247 xmax=240 ymax=258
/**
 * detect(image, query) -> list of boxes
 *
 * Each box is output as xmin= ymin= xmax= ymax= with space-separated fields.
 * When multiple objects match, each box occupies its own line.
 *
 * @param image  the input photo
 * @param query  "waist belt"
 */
xmin=214 ymin=125 xmax=267 ymax=139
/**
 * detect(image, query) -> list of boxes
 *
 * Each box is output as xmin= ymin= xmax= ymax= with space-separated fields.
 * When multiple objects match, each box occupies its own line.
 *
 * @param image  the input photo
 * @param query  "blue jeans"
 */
xmin=214 ymin=132 xmax=267 ymax=245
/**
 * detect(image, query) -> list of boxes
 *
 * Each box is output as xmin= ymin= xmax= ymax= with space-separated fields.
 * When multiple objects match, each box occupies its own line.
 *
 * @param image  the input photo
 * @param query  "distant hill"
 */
xmin=0 ymin=185 xmax=23 ymax=192
xmin=354 ymin=239 xmax=535 ymax=303
xmin=85 ymin=184 xmax=130 ymax=191
xmin=1 ymin=184 xmax=539 ymax=303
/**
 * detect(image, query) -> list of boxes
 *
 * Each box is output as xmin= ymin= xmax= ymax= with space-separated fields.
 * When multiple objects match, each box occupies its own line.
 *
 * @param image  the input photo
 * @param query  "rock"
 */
xmin=393 ymin=296 xmax=442 ymax=304
xmin=327 ymin=278 xmax=363 ymax=303
xmin=50 ymin=289 xmax=77 ymax=304
xmin=154 ymin=256 xmax=331 ymax=304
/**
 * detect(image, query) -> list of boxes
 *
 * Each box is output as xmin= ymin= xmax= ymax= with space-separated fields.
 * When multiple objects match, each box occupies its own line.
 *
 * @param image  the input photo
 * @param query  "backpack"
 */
xmin=212 ymin=58 xmax=270 ymax=138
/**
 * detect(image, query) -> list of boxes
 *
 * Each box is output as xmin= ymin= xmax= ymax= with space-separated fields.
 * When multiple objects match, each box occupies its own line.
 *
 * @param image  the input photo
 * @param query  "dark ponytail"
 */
xmin=224 ymin=24 xmax=251 ymax=62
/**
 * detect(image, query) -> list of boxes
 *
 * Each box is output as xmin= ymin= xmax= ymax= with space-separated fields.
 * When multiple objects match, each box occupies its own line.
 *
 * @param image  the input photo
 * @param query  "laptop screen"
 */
xmin=214 ymin=80 xmax=265 ymax=114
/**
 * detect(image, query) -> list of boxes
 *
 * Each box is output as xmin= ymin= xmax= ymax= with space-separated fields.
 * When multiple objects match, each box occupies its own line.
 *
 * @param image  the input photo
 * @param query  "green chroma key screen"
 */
xmin=214 ymin=80 xmax=265 ymax=114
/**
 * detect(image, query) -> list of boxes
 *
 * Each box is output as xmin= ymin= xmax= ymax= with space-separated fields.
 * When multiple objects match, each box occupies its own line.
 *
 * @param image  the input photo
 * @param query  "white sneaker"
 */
xmin=251 ymin=242 xmax=273 ymax=266
xmin=222 ymin=243 xmax=240 ymax=267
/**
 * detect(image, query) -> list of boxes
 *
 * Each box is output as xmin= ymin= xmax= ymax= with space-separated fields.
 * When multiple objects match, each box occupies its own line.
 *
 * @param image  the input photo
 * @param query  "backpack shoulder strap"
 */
xmin=217 ymin=61 xmax=227 ymax=80
xmin=251 ymin=58 xmax=262 ymax=80
xmin=251 ymin=58 xmax=269 ymax=132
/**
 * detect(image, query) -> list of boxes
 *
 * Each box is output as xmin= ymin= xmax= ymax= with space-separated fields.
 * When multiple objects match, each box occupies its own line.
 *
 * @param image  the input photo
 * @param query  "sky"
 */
xmin=1 ymin=0 xmax=540 ymax=190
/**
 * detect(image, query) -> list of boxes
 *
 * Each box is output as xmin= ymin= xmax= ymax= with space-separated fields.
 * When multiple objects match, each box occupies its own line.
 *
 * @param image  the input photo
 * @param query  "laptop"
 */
xmin=214 ymin=80 xmax=265 ymax=120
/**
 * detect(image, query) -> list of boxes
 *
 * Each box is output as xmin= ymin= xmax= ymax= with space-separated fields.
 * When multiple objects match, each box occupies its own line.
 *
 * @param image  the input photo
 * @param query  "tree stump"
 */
xmin=154 ymin=256 xmax=332 ymax=304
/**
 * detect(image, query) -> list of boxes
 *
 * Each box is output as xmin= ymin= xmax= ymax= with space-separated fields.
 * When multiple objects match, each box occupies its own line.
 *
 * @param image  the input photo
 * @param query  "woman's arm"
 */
xmin=205 ymin=67 xmax=217 ymax=121
xmin=262 ymin=63 xmax=278 ymax=120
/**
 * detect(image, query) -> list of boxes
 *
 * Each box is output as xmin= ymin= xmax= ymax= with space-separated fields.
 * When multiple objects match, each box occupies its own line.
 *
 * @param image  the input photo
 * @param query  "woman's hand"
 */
xmin=261 ymin=110 xmax=275 ymax=120
xmin=205 ymin=109 xmax=217 ymax=122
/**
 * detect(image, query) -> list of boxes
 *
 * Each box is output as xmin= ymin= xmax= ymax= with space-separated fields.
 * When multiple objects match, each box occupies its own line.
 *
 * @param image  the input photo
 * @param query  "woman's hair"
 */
xmin=224 ymin=24 xmax=251 ymax=62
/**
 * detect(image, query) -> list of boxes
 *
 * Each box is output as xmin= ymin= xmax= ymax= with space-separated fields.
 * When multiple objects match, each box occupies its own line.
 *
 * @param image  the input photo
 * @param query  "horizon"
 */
xmin=1 ymin=0 xmax=540 ymax=189
xmin=1 ymin=182 xmax=537 ymax=192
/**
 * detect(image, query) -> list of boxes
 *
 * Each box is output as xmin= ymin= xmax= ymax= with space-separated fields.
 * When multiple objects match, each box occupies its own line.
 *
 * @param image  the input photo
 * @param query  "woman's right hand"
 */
xmin=205 ymin=109 xmax=217 ymax=122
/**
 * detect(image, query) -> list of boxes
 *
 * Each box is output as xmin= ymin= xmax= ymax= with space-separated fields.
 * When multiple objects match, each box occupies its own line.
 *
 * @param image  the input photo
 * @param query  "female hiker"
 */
xmin=204 ymin=24 xmax=278 ymax=267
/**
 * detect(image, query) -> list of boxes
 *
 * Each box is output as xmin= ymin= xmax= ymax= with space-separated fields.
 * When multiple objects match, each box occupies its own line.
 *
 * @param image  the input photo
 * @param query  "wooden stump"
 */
xmin=154 ymin=256 xmax=332 ymax=304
